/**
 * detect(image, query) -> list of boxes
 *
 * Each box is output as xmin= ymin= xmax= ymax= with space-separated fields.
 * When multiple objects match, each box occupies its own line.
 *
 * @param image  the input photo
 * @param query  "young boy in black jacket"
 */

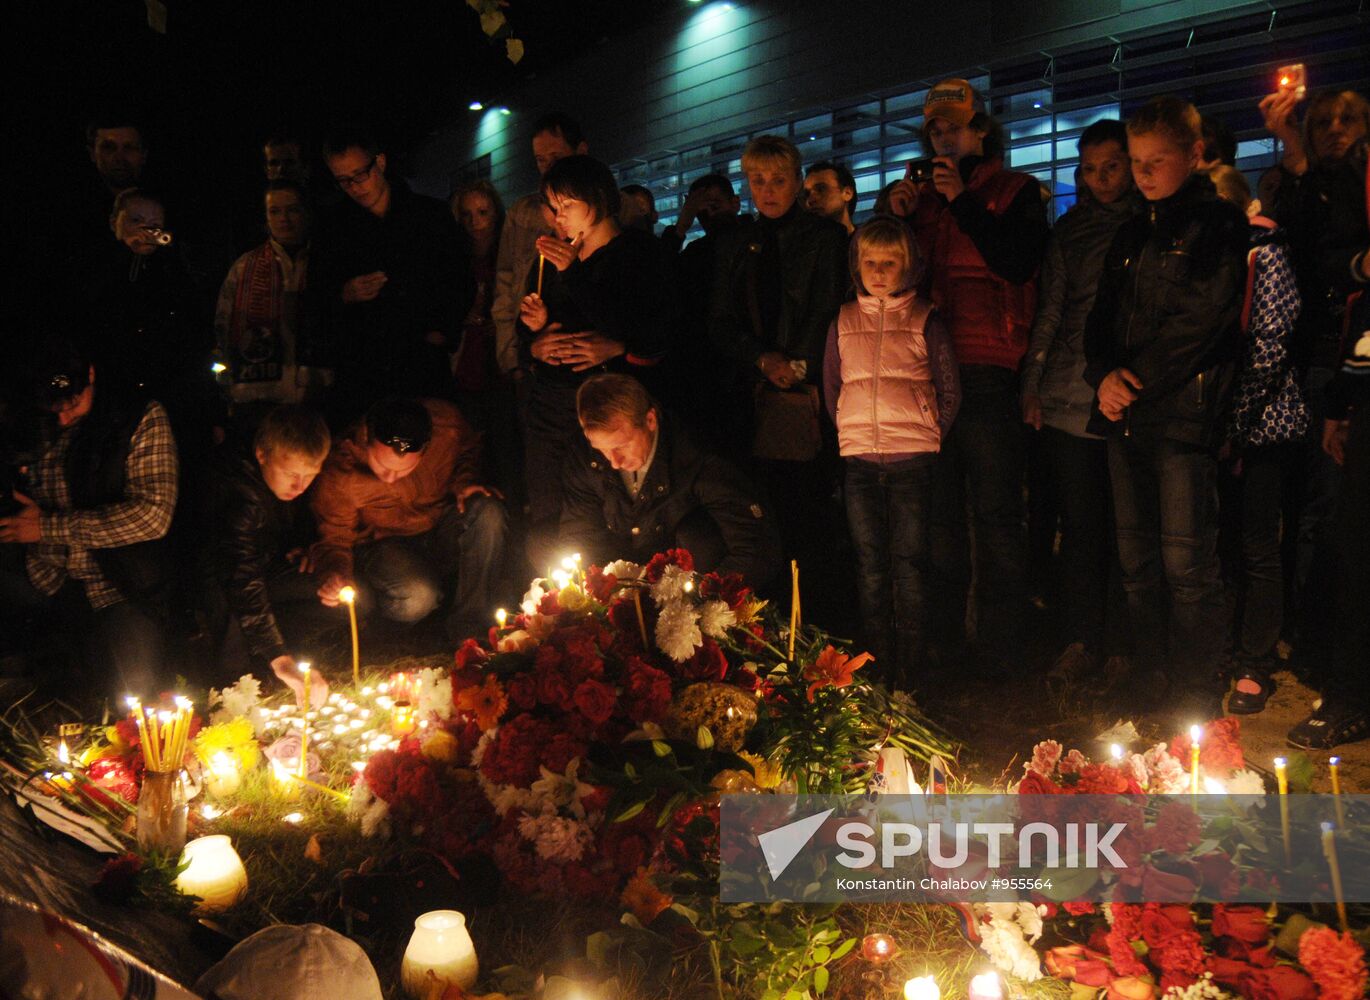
xmin=1084 ymin=96 xmax=1250 ymax=722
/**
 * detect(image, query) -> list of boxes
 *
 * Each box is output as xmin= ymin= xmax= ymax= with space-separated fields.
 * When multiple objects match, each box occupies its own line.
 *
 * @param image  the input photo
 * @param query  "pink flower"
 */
xmin=1028 ymin=740 xmax=1062 ymax=776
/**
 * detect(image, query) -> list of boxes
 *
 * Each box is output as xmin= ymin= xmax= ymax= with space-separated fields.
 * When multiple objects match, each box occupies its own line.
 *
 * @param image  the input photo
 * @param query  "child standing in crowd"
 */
xmin=824 ymin=217 xmax=960 ymax=688
xmin=1084 ymin=96 xmax=1250 ymax=721
xmin=1021 ymin=120 xmax=1141 ymax=687
xmin=1208 ymin=165 xmax=1307 ymax=715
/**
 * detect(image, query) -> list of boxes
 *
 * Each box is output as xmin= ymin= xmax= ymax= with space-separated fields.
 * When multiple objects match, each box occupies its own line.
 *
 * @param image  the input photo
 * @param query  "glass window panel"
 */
xmin=1010 ymin=141 xmax=1053 ymax=167
xmin=1055 ymin=103 xmax=1121 ymax=133
xmin=1054 ymin=167 xmax=1078 ymax=199
xmin=851 ymin=152 xmax=883 ymax=171
xmin=854 ymin=172 xmax=883 ymax=194
xmin=794 ymin=113 xmax=831 ymax=136
xmin=885 ymin=90 xmax=927 ymax=114
xmin=1008 ymin=115 xmax=1053 ymax=139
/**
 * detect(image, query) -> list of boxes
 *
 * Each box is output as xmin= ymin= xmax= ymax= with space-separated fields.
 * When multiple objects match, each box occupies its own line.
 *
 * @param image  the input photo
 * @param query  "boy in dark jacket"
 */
xmin=204 ymin=404 xmax=331 ymax=699
xmin=1021 ymin=120 xmax=1141 ymax=683
xmin=1084 ymin=96 xmax=1250 ymax=721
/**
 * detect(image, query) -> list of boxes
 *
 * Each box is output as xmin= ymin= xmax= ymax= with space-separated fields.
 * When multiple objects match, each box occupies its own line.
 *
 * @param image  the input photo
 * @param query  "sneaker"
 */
xmin=1286 ymin=700 xmax=1370 ymax=750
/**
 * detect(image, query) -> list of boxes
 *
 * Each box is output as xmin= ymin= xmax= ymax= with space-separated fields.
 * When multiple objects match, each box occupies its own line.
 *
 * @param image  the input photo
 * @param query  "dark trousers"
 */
xmin=204 ymin=567 xmax=334 ymax=684
xmin=1329 ymin=408 xmax=1370 ymax=705
xmin=844 ymin=457 xmax=933 ymax=687
xmin=929 ymin=366 xmax=1027 ymax=652
xmin=1107 ymin=434 xmax=1225 ymax=695
xmin=521 ymin=374 xmax=581 ymax=546
xmin=1231 ymin=444 xmax=1293 ymax=659
xmin=0 ymin=548 xmax=164 ymax=699
xmin=353 ymin=496 xmax=509 ymax=641
xmin=1292 ymin=366 xmax=1344 ymax=663
xmin=1039 ymin=426 xmax=1115 ymax=653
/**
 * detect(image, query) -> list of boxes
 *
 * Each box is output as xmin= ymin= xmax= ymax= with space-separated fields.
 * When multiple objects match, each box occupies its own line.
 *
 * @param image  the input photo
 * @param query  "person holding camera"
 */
xmin=886 ymin=79 xmax=1050 ymax=672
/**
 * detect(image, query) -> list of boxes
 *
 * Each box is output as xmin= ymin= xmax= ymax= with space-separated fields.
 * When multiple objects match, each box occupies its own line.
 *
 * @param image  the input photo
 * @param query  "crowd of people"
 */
xmin=1 ymin=79 xmax=1366 ymax=750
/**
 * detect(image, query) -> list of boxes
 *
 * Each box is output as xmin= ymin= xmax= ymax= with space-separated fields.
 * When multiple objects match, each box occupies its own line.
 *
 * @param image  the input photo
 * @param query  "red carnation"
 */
xmin=624 ymin=658 xmax=672 ymax=723
xmin=644 ymin=548 xmax=694 ymax=583
xmin=1298 ymin=927 xmax=1368 ymax=1000
xmin=93 ymin=852 xmax=144 ymax=904
xmin=585 ymin=565 xmax=618 ymax=602
xmin=1076 ymin=762 xmax=1131 ymax=794
xmin=572 ymin=679 xmax=617 ymax=726
xmin=1146 ymin=800 xmax=1203 ymax=854
xmin=505 ymin=673 xmax=538 ymax=711
xmin=1169 ymin=717 xmax=1244 ymax=774
xmin=699 ymin=571 xmax=749 ymax=608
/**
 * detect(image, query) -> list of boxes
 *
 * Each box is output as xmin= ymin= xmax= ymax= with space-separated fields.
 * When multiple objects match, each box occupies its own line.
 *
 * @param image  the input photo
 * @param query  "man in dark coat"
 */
xmin=556 ymin=374 xmax=782 ymax=587
xmin=203 ymin=404 xmax=332 ymax=698
xmin=316 ymin=127 xmax=471 ymax=415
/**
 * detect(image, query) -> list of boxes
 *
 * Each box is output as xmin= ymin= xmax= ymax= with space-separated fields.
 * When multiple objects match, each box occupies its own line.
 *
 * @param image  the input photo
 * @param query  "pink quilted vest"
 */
xmin=835 ymin=291 xmax=941 ymax=456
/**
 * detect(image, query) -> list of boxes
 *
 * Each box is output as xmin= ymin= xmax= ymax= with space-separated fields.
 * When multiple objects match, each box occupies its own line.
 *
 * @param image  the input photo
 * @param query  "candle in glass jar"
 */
xmin=400 ymin=910 xmax=478 ymax=997
xmin=903 ymin=976 xmax=940 ymax=1000
xmin=205 ymin=752 xmax=241 ymax=798
xmin=175 ymin=835 xmax=248 ymax=912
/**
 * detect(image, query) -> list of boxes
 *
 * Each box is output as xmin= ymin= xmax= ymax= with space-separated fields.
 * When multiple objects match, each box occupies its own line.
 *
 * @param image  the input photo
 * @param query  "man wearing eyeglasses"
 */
xmin=308 ymin=396 xmax=508 ymax=641
xmin=316 ymin=128 xmax=470 ymax=416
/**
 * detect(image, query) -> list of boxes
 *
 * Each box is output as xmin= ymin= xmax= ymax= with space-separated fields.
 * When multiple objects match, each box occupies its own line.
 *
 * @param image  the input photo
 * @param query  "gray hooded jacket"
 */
xmin=1021 ymin=192 xmax=1142 ymax=437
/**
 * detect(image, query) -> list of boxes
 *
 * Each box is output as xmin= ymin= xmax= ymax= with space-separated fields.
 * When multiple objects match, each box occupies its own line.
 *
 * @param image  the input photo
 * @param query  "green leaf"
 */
xmin=1285 ymin=753 xmax=1316 ymax=794
xmin=813 ymin=967 xmax=830 ymax=994
xmin=624 ymin=762 xmax=637 ymax=779
xmin=613 ymin=800 xmax=647 ymax=822
xmin=811 ymin=945 xmax=830 ymax=964
xmin=829 ymin=937 xmax=856 ymax=961
xmin=730 ymin=935 xmax=765 ymax=956
xmin=1039 ymin=864 xmax=1100 ymax=901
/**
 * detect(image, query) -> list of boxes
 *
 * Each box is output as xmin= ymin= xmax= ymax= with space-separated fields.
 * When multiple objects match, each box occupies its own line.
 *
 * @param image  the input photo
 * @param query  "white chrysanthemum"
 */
xmin=416 ymin=668 xmax=452 ymax=721
xmin=517 ymin=810 xmax=594 ymax=862
xmin=1225 ymin=768 xmax=1266 ymax=795
xmin=697 ymin=600 xmax=737 ymax=638
xmin=977 ymin=922 xmax=1044 ymax=982
xmin=348 ymin=780 xmax=392 ymax=839
xmin=650 ymin=564 xmax=693 ymax=604
xmin=210 ymin=674 xmax=263 ymax=725
xmin=655 ymin=601 xmax=703 ymax=662
xmin=603 ymin=559 xmax=643 ymax=580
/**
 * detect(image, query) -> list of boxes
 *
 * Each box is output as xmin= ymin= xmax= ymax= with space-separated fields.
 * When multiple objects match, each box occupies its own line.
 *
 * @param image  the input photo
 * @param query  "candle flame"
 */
xmin=1202 ymin=776 xmax=1226 ymax=794
xmin=1189 ymin=724 xmax=1201 ymax=743
xmin=1110 ymin=743 xmax=1123 ymax=760
xmin=495 ymin=607 xmax=508 ymax=626
xmin=1329 ymin=756 xmax=1340 ymax=766
xmin=338 ymin=585 xmax=356 ymax=604
xmin=1274 ymin=756 xmax=1286 ymax=768
xmin=282 ymin=812 xmax=304 ymax=824
xmin=1322 ymin=821 xmax=1334 ymax=833
xmin=58 ymin=741 xmax=70 ymax=765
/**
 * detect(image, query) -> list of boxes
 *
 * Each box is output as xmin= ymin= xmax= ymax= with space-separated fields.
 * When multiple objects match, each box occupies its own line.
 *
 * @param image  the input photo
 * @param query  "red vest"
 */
xmin=929 ymin=160 xmax=1038 ymax=370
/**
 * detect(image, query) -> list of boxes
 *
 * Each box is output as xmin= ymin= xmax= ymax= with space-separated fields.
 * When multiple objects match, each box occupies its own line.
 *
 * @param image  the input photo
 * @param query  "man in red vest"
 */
xmin=889 ymin=79 xmax=1049 ymax=672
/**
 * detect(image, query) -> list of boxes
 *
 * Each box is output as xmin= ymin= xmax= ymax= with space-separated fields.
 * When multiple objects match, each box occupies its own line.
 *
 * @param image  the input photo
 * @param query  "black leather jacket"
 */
xmin=557 ymin=414 xmax=783 ymax=587
xmin=1084 ymin=174 xmax=1249 ymax=447
xmin=204 ymin=444 xmax=308 ymax=661
xmin=708 ymin=203 xmax=849 ymax=375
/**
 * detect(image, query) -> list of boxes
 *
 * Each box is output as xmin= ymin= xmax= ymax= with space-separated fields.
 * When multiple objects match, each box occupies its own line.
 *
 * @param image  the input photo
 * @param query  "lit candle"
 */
xmin=1329 ymin=756 xmax=1345 ymax=828
xmin=1320 ymin=822 xmax=1349 ymax=933
xmin=1110 ymin=743 xmax=1123 ymax=763
xmin=205 ymin=752 xmax=241 ymax=799
xmin=860 ymin=933 xmax=897 ymax=964
xmin=400 ymin=910 xmax=479 ymax=997
xmin=536 ymin=254 xmax=546 ymax=297
xmin=903 ymin=976 xmax=940 ymax=1000
xmin=298 ymin=661 xmax=312 ymax=778
xmin=1274 ymin=757 xmax=1291 ymax=867
xmin=1189 ymin=724 xmax=1202 ymax=795
xmin=271 ymin=758 xmax=301 ymax=801
xmin=339 ymin=586 xmax=361 ymax=687
xmin=392 ymin=701 xmax=416 ymax=737
xmin=175 ymin=835 xmax=248 ymax=912
xmin=495 ymin=607 xmax=508 ymax=630
xmin=968 ymin=972 xmax=1004 ymax=1000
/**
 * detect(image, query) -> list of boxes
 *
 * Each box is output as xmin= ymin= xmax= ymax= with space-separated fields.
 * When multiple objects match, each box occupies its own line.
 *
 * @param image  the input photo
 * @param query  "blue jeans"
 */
xmin=928 ymin=366 xmax=1027 ymax=653
xmin=1107 ymin=435 xmax=1225 ymax=696
xmin=352 ymin=495 xmax=509 ymax=641
xmin=845 ymin=457 xmax=933 ymax=686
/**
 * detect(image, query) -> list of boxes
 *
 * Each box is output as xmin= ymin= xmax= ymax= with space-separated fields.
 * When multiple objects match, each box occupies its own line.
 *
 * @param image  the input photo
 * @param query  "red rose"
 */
xmin=1211 ymin=904 xmax=1271 ymax=945
xmin=682 ymin=639 xmax=728 ymax=682
xmin=1240 ymin=965 xmax=1317 ymax=1000
xmin=1064 ymin=901 xmax=1097 ymax=916
xmin=699 ymin=571 xmax=749 ymax=608
xmin=455 ymin=637 xmax=488 ymax=670
xmin=585 ymin=565 xmax=618 ymax=602
xmin=534 ymin=663 xmax=573 ymax=708
xmin=572 ymin=679 xmax=617 ymax=725
xmin=1139 ymin=864 xmax=1198 ymax=901
xmin=1016 ymin=771 xmax=1059 ymax=794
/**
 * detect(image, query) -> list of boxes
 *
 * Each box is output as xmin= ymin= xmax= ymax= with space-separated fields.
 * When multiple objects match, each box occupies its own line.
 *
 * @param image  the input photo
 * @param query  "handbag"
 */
xmin=743 ymin=235 xmax=821 ymax=462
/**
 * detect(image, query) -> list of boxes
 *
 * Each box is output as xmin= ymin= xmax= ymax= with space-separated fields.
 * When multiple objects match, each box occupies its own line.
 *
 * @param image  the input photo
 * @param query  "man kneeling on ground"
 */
xmin=204 ymin=404 xmax=333 ymax=702
xmin=557 ymin=374 xmax=782 ymax=586
xmin=311 ymin=396 xmax=508 ymax=641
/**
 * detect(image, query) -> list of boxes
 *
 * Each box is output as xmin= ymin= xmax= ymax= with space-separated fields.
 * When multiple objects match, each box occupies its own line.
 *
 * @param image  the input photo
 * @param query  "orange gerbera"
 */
xmin=620 ymin=867 xmax=673 ymax=925
xmin=456 ymin=674 xmax=508 ymax=730
xmin=803 ymin=645 xmax=873 ymax=702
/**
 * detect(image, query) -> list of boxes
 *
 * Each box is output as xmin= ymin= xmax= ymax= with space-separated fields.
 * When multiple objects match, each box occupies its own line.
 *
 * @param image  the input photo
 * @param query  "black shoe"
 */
xmin=1226 ymin=658 xmax=1274 ymax=715
xmin=1287 ymin=701 xmax=1370 ymax=750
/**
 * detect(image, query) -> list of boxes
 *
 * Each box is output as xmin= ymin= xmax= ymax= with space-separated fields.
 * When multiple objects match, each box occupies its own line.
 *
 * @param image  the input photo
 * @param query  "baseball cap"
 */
xmin=923 ymin=79 xmax=980 ymax=128
xmin=194 ymin=924 xmax=383 ymax=1000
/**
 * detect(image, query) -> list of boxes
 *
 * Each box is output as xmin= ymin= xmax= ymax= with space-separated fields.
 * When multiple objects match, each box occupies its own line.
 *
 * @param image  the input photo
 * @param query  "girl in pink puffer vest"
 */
xmin=822 ymin=216 xmax=960 ymax=690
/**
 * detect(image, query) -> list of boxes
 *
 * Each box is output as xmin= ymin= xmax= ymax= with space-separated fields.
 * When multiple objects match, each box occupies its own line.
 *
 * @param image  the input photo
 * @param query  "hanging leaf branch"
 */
xmin=466 ymin=0 xmax=524 ymax=63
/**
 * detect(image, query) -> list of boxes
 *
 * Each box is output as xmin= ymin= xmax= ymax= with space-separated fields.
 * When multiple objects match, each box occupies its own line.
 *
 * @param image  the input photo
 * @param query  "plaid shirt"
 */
xmin=26 ymin=401 xmax=178 ymax=609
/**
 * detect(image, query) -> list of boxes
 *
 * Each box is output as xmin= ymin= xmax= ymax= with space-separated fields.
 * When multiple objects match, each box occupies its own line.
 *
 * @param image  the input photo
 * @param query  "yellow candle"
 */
xmin=788 ymin=560 xmax=800 ymax=661
xmin=1329 ymin=756 xmax=1345 ymax=828
xmin=1320 ymin=823 xmax=1349 ymax=933
xmin=1274 ymin=757 xmax=1291 ymax=867
xmin=126 ymin=697 xmax=148 ymax=758
xmin=1189 ymin=724 xmax=1202 ymax=795
xmin=339 ymin=586 xmax=360 ymax=686
xmin=632 ymin=588 xmax=649 ymax=647
xmin=392 ymin=701 xmax=417 ymax=737
xmin=271 ymin=758 xmax=301 ymax=801
xmin=144 ymin=707 xmax=163 ymax=771
xmin=298 ymin=662 xmax=312 ymax=778
xmin=536 ymin=254 xmax=546 ymax=297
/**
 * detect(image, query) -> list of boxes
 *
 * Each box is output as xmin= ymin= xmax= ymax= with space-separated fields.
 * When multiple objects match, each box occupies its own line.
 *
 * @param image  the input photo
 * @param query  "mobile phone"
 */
xmin=1276 ymin=63 xmax=1306 ymax=100
xmin=905 ymin=158 xmax=937 ymax=184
